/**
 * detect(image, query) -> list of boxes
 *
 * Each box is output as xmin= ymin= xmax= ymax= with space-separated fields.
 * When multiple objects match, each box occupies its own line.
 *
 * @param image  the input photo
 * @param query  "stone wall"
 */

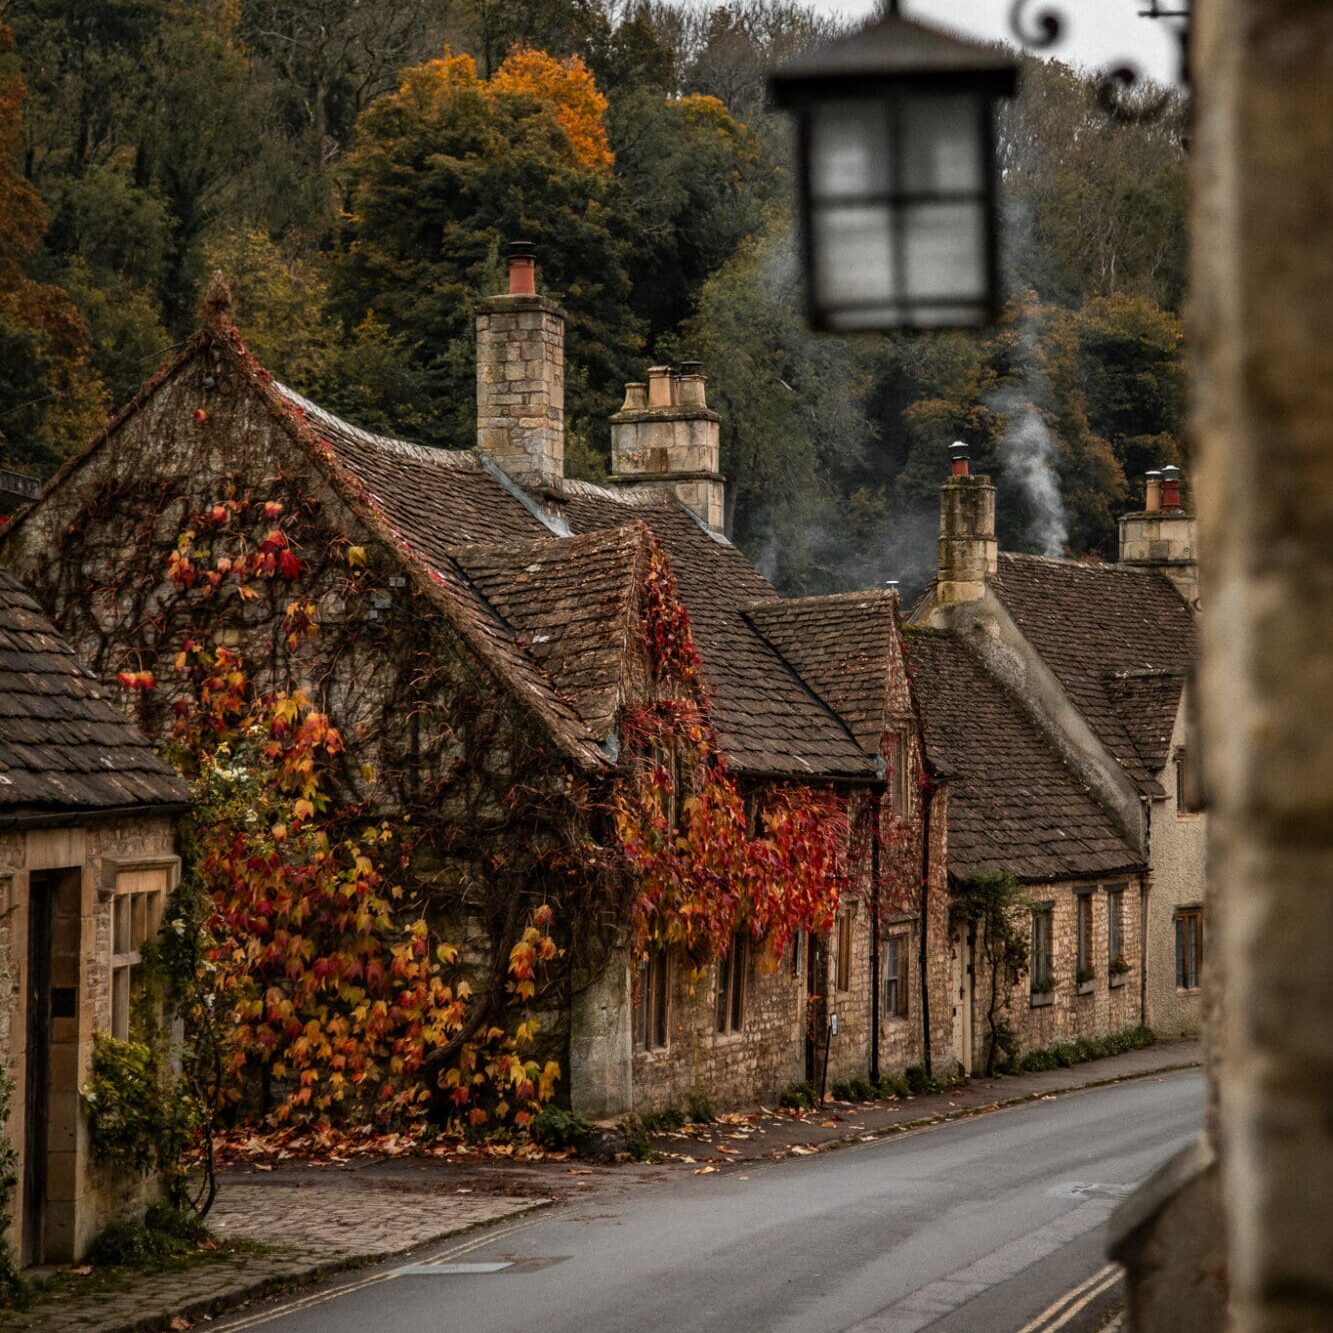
xmin=1144 ymin=697 xmax=1207 ymax=1038
xmin=0 ymin=815 xmax=177 ymax=1264
xmin=967 ymin=876 xmax=1145 ymax=1070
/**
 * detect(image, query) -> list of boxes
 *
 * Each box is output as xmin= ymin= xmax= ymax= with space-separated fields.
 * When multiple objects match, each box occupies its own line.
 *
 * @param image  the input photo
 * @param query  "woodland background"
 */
xmin=0 ymin=0 xmax=1187 ymax=597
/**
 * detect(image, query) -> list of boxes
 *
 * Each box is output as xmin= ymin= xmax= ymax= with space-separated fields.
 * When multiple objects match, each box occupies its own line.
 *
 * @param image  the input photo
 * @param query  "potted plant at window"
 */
xmin=1108 ymin=954 xmax=1131 ymax=985
xmin=1076 ymin=966 xmax=1097 ymax=994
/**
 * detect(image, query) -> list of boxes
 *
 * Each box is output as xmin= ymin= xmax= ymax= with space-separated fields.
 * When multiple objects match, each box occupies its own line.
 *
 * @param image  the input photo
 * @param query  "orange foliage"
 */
xmin=491 ymin=47 xmax=613 ymax=173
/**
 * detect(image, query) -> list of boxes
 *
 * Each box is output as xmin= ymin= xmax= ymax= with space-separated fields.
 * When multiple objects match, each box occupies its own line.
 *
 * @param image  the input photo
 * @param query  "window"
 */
xmin=1176 ymin=747 xmax=1203 ymax=814
xmin=1031 ymin=906 xmax=1054 ymax=995
xmin=884 ymin=933 xmax=909 ymax=1019
xmin=1076 ymin=891 xmax=1096 ymax=983
xmin=1106 ymin=886 xmax=1127 ymax=982
xmin=1176 ymin=907 xmax=1204 ymax=990
xmin=110 ymin=870 xmax=166 ymax=1040
xmin=835 ymin=910 xmax=854 ymax=991
xmin=885 ymin=730 xmax=909 ymax=817
xmin=716 ymin=932 xmax=748 ymax=1034
xmin=790 ymin=928 xmax=804 ymax=979
xmin=636 ymin=948 xmax=669 ymax=1051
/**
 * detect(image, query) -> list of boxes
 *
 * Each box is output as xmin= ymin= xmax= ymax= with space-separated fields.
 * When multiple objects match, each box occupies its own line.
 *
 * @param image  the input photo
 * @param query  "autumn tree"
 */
xmin=333 ymin=47 xmax=639 ymax=453
xmin=0 ymin=22 xmax=105 ymax=474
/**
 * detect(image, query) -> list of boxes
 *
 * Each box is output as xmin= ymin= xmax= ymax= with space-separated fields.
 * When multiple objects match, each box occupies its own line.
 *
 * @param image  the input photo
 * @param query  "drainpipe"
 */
xmin=1140 ymin=795 xmax=1151 ymax=1029
xmin=870 ymin=790 xmax=883 ymax=1084
xmin=918 ymin=780 xmax=935 ymax=1079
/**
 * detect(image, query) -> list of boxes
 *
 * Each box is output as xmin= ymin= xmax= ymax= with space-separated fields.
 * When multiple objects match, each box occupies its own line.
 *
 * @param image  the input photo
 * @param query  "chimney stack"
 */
xmin=475 ymin=241 xmax=565 ymax=497
xmin=936 ymin=443 xmax=997 ymax=606
xmin=1119 ymin=465 xmax=1199 ymax=606
xmin=609 ymin=361 xmax=724 ymax=530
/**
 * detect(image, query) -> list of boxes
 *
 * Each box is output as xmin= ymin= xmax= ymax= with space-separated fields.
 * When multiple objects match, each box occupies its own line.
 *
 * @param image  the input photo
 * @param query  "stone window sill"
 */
xmin=1030 ymin=991 xmax=1054 ymax=1008
xmin=1078 ymin=980 xmax=1097 ymax=996
xmin=1109 ymin=975 xmax=1126 ymax=989
xmin=1176 ymin=986 xmax=1202 ymax=995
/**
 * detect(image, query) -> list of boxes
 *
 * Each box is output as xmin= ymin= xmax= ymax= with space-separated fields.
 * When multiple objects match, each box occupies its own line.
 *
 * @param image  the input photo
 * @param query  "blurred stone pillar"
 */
xmin=1191 ymin=1 xmax=1333 ymax=1329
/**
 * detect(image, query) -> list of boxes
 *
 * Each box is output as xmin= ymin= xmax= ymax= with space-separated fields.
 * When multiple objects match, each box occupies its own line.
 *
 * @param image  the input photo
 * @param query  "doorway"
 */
xmin=23 ymin=868 xmax=81 ymax=1267
xmin=951 ymin=929 xmax=974 ymax=1076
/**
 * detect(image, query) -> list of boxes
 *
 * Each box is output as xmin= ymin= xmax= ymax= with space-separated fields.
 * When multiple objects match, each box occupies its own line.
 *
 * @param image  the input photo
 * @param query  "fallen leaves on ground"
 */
xmin=208 ymin=1122 xmax=568 ymax=1169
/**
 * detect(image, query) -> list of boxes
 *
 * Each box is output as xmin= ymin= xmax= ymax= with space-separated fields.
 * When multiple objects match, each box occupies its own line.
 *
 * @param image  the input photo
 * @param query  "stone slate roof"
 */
xmin=745 ymin=590 xmax=899 ymax=753
xmin=0 ymin=571 xmax=189 ymax=824
xmin=280 ymin=384 xmax=875 ymax=781
xmin=991 ymin=553 xmax=1195 ymax=789
xmin=904 ymin=626 xmax=1143 ymax=883
xmin=449 ymin=525 xmax=648 ymax=748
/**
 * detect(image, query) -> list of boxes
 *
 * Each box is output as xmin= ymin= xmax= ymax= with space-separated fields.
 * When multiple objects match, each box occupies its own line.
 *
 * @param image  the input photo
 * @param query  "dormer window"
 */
xmin=1175 ymin=746 xmax=1203 ymax=814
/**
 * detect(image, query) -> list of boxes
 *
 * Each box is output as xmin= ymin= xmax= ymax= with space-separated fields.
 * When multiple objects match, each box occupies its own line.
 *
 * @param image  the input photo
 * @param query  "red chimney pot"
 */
xmin=508 ymin=240 xmax=536 ymax=296
xmin=1161 ymin=465 xmax=1183 ymax=510
xmin=950 ymin=442 xmax=971 ymax=478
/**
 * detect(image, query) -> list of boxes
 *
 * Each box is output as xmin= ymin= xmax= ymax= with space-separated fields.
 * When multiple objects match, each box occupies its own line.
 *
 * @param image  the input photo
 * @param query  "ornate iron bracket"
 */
xmin=1010 ymin=0 xmax=1190 ymax=122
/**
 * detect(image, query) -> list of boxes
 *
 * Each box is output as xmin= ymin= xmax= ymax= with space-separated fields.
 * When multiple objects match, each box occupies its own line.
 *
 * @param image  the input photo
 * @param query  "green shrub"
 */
xmin=848 ymin=1076 xmax=877 ymax=1102
xmin=778 ymin=1081 xmax=817 ymax=1111
xmin=904 ymin=1065 xmax=930 ymax=1095
xmin=87 ymin=1203 xmax=207 ymax=1268
xmin=1018 ymin=1025 xmax=1157 ymax=1073
xmin=82 ymin=1034 xmax=197 ymax=1181
xmin=618 ymin=1116 xmax=655 ymax=1160
xmin=528 ymin=1105 xmax=593 ymax=1150
xmin=638 ymin=1106 xmax=687 ymax=1133
xmin=876 ymin=1073 xmax=909 ymax=1099
xmin=830 ymin=1079 xmax=855 ymax=1102
xmin=686 ymin=1094 xmax=715 ymax=1124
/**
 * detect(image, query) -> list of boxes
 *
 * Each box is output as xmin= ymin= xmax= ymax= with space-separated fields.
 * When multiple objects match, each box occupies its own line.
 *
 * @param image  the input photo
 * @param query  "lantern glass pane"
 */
xmin=812 ymin=205 xmax=895 ymax=309
xmin=901 ymin=93 xmax=984 ymax=194
xmin=902 ymin=202 xmax=986 ymax=302
xmin=810 ymin=100 xmax=890 ymax=199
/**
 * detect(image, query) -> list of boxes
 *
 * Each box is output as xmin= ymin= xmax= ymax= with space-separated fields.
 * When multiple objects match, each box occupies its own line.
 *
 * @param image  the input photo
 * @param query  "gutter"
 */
xmin=0 ymin=800 xmax=191 ymax=831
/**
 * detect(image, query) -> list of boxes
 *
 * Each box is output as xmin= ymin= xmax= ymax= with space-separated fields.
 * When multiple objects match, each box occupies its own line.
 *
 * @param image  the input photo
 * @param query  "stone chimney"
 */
xmin=936 ymin=442 xmax=997 ymax=605
xmin=608 ymin=360 xmax=724 ymax=530
xmin=1118 ymin=464 xmax=1199 ymax=605
xmin=476 ymin=241 xmax=565 ymax=497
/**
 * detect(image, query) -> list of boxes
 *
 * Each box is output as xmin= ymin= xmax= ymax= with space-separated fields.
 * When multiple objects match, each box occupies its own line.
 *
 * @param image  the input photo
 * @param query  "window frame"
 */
xmin=1175 ymin=905 xmax=1204 ymax=990
xmin=835 ymin=909 xmax=854 ymax=992
xmin=636 ymin=947 xmax=670 ymax=1052
xmin=1075 ymin=889 xmax=1096 ymax=988
xmin=885 ymin=728 xmax=910 ymax=818
xmin=1105 ymin=884 xmax=1127 ymax=986
xmin=883 ymin=932 xmax=909 ymax=1020
xmin=715 ymin=932 xmax=749 ymax=1035
xmin=110 ymin=872 xmax=167 ymax=1041
xmin=1175 ymin=746 xmax=1203 ymax=815
xmin=1031 ymin=903 xmax=1054 ymax=1003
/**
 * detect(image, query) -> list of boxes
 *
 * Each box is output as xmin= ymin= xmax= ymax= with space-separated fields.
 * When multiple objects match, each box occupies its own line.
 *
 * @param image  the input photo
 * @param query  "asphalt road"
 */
xmin=215 ymin=1069 xmax=1202 ymax=1333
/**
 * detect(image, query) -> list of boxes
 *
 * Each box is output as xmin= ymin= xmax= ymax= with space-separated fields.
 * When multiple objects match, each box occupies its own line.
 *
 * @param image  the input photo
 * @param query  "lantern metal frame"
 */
xmin=770 ymin=10 xmax=1018 ymax=332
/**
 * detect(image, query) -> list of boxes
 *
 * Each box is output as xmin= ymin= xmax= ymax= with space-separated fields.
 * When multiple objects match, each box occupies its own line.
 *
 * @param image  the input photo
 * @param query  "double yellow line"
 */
xmin=1014 ymin=1262 xmax=1123 ymax=1333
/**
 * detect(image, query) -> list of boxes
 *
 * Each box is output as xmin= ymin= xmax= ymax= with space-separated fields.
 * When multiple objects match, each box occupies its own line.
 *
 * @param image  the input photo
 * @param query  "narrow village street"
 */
xmin=211 ymin=1070 xmax=1201 ymax=1333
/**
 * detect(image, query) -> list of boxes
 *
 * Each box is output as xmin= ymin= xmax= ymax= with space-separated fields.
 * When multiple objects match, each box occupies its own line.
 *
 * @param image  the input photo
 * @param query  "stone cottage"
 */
xmin=911 ymin=450 xmax=1204 ymax=1039
xmin=0 ymin=570 xmax=187 ymax=1265
xmin=1 ymin=254 xmax=948 ymax=1122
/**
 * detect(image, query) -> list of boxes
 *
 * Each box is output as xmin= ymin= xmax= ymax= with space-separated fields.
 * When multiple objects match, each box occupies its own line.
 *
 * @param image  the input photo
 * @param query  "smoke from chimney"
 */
xmin=988 ymin=386 xmax=1068 ymax=559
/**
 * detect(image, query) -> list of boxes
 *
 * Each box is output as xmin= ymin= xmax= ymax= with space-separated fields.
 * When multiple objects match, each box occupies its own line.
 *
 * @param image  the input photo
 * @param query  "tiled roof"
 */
xmin=562 ymin=484 xmax=875 ymax=779
xmin=992 ymin=553 xmax=1195 ymax=789
xmin=450 ymin=525 xmax=648 ymax=746
xmin=744 ymin=590 xmax=899 ymax=753
xmin=1105 ymin=670 xmax=1185 ymax=776
xmin=0 ymin=571 xmax=189 ymax=823
xmin=904 ymin=626 xmax=1143 ymax=883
